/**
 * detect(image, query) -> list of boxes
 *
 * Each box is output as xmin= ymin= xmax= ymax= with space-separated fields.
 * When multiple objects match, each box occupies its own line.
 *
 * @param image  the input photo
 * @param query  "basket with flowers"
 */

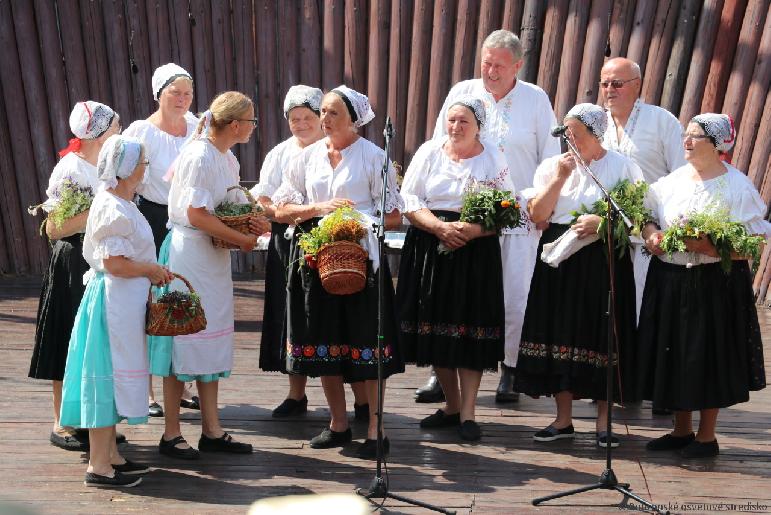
xmin=146 ymin=273 xmax=207 ymax=336
xmin=298 ymin=207 xmax=369 ymax=295
xmin=659 ymin=207 xmax=765 ymax=273
xmin=212 ymin=185 xmax=264 ymax=249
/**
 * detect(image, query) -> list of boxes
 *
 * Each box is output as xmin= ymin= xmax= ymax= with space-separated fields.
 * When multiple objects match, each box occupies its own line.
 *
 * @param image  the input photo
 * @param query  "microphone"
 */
xmin=551 ymin=125 xmax=567 ymax=137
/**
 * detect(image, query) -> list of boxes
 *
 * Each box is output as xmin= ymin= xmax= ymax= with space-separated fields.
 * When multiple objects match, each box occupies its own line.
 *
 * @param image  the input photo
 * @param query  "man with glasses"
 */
xmin=599 ymin=57 xmax=684 ymax=415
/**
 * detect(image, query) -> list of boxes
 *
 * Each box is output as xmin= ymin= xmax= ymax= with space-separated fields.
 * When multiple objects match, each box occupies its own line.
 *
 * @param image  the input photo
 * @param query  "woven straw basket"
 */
xmin=212 ymin=185 xmax=262 ymax=249
xmin=146 ymin=273 xmax=207 ymax=336
xmin=316 ymin=240 xmax=368 ymax=295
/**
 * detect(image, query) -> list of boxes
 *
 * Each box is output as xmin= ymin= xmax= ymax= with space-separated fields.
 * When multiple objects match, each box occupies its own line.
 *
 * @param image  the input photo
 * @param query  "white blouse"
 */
xmin=649 ymin=164 xmax=771 ymax=266
xmin=251 ymin=136 xmax=304 ymax=199
xmin=82 ymin=190 xmax=157 ymax=272
xmin=603 ymin=100 xmax=685 ymax=184
xmin=533 ymin=149 xmax=644 ymax=224
xmin=401 ymin=137 xmax=512 ymax=213
xmin=168 ymin=139 xmax=243 ymax=228
xmin=123 ymin=112 xmax=199 ymax=205
xmin=272 ymin=137 xmax=403 ymax=215
xmin=43 ymin=154 xmax=100 ymax=231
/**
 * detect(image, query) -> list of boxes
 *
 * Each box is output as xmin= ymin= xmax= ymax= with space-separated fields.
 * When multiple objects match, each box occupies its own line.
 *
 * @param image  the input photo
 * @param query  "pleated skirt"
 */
xmin=258 ymin=222 xmax=291 ymax=372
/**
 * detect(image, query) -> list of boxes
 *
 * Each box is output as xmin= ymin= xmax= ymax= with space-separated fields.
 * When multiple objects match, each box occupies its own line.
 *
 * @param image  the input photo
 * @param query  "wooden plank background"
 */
xmin=1 ymin=0 xmax=770 ymax=279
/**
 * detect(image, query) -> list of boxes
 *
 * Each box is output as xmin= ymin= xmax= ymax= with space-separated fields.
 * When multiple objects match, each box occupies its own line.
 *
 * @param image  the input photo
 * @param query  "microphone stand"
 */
xmin=355 ymin=118 xmax=454 ymax=515
xmin=532 ymin=133 xmax=667 ymax=515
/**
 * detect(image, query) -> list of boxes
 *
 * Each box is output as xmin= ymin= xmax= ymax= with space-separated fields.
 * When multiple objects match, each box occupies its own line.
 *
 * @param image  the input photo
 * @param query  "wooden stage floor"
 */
xmin=0 ymin=275 xmax=769 ymax=514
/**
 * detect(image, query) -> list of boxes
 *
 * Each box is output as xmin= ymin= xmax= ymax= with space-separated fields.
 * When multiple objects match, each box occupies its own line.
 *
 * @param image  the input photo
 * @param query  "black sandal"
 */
xmin=158 ymin=435 xmax=200 ymax=460
xmin=198 ymin=432 xmax=253 ymax=454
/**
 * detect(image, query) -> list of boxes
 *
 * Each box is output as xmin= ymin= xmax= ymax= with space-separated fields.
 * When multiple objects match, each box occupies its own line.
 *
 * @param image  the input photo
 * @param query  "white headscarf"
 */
xmin=565 ymin=103 xmax=608 ymax=140
xmin=69 ymin=101 xmax=115 ymax=140
xmin=691 ymin=113 xmax=736 ymax=152
xmin=97 ymin=135 xmax=143 ymax=189
xmin=449 ymin=95 xmax=486 ymax=127
xmin=331 ymin=85 xmax=375 ymax=128
xmin=152 ymin=63 xmax=193 ymax=100
xmin=283 ymin=85 xmax=323 ymax=118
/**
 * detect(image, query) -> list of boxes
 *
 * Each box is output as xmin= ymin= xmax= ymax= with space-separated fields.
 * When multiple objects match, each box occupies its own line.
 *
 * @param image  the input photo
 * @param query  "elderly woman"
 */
xmin=515 ymin=103 xmax=643 ymax=448
xmin=398 ymin=96 xmax=510 ymax=442
xmin=29 ymin=101 xmax=121 ymax=451
xmin=123 ymin=63 xmax=199 ymax=417
xmin=60 ymin=135 xmax=173 ymax=487
xmin=638 ymin=114 xmax=767 ymax=458
xmin=154 ymin=91 xmax=268 ymax=460
xmin=273 ymin=85 xmax=404 ymax=459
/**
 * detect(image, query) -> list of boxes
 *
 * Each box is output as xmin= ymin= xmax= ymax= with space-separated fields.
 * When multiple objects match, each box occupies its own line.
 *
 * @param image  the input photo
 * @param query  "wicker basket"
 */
xmin=316 ymin=240 xmax=368 ymax=295
xmin=146 ymin=273 xmax=207 ymax=336
xmin=212 ymin=185 xmax=262 ymax=249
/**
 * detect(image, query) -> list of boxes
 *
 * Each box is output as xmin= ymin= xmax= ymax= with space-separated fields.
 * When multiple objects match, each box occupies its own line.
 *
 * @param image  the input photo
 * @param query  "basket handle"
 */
xmin=147 ymin=272 xmax=197 ymax=302
xmin=226 ymin=185 xmax=261 ymax=211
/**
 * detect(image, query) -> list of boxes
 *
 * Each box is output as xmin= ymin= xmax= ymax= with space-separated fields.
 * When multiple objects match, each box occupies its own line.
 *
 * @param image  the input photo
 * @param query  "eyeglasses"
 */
xmin=682 ymin=133 xmax=710 ymax=141
xmin=232 ymin=118 xmax=258 ymax=127
xmin=598 ymin=78 xmax=639 ymax=89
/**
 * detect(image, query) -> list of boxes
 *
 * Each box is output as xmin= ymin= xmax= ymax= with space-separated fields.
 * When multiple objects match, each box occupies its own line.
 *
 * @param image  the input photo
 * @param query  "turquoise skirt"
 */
xmin=60 ymin=273 xmax=148 ymax=428
xmin=148 ymin=232 xmax=231 ymax=383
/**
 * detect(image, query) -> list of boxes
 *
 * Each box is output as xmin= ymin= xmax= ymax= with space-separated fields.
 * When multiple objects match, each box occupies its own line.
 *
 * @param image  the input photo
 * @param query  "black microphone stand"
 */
xmin=532 ymin=132 xmax=668 ymax=515
xmin=355 ymin=118 xmax=454 ymax=515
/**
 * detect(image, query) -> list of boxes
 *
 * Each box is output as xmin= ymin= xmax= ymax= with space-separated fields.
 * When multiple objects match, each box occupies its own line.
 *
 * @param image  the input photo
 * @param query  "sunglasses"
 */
xmin=598 ymin=78 xmax=639 ymax=89
xmin=233 ymin=118 xmax=258 ymax=127
xmin=682 ymin=133 xmax=710 ymax=141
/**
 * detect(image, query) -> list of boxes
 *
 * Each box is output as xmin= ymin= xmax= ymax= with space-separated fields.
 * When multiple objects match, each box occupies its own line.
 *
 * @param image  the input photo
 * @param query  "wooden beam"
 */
xmin=299 ymin=0 xmax=323 ymax=88
xmin=607 ymin=0 xmax=637 ymax=58
xmin=451 ymin=0 xmax=479 ymax=86
xmin=322 ymin=0 xmax=345 ymax=90
xmin=518 ymin=0 xmax=546 ymax=84
xmin=126 ymin=0 xmax=155 ymax=120
xmin=344 ymin=0 xmax=368 ymax=92
xmin=502 ymin=0 xmax=525 ymax=35
xmin=626 ymin=0 xmax=658 ymax=74
xmin=660 ymin=0 xmax=702 ymax=115
xmin=56 ymin=0 xmax=89 ymax=105
xmin=474 ymin=0 xmax=503 ymax=77
xmin=554 ymin=0 xmax=590 ymax=120
xmin=576 ymin=0 xmax=611 ymax=105
xmin=366 ymin=0 xmax=391 ymax=146
xmin=701 ymin=0 xmax=748 ymax=113
xmin=748 ymin=88 xmax=771 ymax=190
xmin=641 ymin=0 xmax=681 ymax=105
xmin=387 ymin=0 xmax=413 ymax=167
xmin=404 ymin=0 xmax=434 ymax=161
xmin=537 ymin=0 xmax=569 ymax=102
xmin=425 ymin=0 xmax=456 ymax=140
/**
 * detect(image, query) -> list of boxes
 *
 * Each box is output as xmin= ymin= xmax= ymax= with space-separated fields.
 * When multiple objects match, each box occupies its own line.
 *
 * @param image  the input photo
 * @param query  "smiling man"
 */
xmin=413 ymin=30 xmax=561 ymax=405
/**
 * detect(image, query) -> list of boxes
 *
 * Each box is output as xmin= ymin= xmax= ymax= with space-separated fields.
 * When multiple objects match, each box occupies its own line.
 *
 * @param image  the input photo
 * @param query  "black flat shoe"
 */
xmin=85 ymin=471 xmax=141 ymax=488
xmin=353 ymin=403 xmax=370 ymax=422
xmin=458 ymin=420 xmax=482 ymax=441
xmin=646 ymin=432 xmax=695 ymax=451
xmin=533 ymin=424 xmax=575 ymax=442
xmin=159 ymin=435 xmax=200 ymax=460
xmin=357 ymin=437 xmax=390 ymax=459
xmin=309 ymin=427 xmax=352 ymax=449
xmin=420 ymin=409 xmax=461 ymax=428
xmin=272 ymin=396 xmax=308 ymax=418
xmin=680 ymin=439 xmax=719 ymax=458
xmin=113 ymin=459 xmax=150 ymax=475
xmin=180 ymin=396 xmax=200 ymax=410
xmin=199 ymin=432 xmax=253 ymax=454
xmin=73 ymin=429 xmax=126 ymax=447
xmin=50 ymin=431 xmax=88 ymax=451
xmin=148 ymin=402 xmax=164 ymax=417
xmin=414 ymin=371 xmax=445 ymax=403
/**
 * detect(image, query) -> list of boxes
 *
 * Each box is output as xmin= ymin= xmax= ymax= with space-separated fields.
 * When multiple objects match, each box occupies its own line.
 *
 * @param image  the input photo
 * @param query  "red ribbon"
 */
xmin=58 ymin=137 xmax=82 ymax=158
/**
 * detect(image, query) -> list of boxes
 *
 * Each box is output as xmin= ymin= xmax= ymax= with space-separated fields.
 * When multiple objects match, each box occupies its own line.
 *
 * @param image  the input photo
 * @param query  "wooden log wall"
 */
xmin=1 ymin=0 xmax=770 ymax=278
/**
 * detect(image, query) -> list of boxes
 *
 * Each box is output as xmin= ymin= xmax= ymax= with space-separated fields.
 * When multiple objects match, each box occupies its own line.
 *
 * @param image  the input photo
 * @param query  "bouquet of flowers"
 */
xmin=659 ymin=207 xmax=765 ymax=273
xmin=541 ymin=180 xmax=650 ymax=268
xmin=298 ymin=207 xmax=368 ymax=269
xmin=28 ymin=177 xmax=94 ymax=234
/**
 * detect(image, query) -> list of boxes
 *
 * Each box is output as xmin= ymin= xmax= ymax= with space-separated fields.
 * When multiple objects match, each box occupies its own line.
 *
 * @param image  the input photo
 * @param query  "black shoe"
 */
xmin=84 ymin=471 xmax=142 ymax=488
xmin=495 ymin=364 xmax=520 ymax=403
xmin=73 ymin=429 xmax=126 ymax=447
xmin=353 ymin=403 xmax=370 ymax=422
xmin=646 ymin=432 xmax=695 ymax=451
xmin=180 ymin=396 xmax=200 ymax=410
xmin=272 ymin=396 xmax=308 ymax=418
xmin=148 ymin=402 xmax=164 ymax=417
xmin=652 ymin=407 xmax=673 ymax=416
xmin=679 ymin=439 xmax=719 ymax=458
xmin=309 ymin=427 xmax=352 ymax=449
xmin=596 ymin=431 xmax=620 ymax=448
xmin=458 ymin=420 xmax=482 ymax=441
xmin=159 ymin=435 xmax=200 ymax=460
xmin=414 ymin=371 xmax=445 ymax=403
xmin=533 ymin=424 xmax=575 ymax=442
xmin=50 ymin=431 xmax=88 ymax=451
xmin=420 ymin=409 xmax=461 ymax=428
xmin=199 ymin=432 xmax=253 ymax=454
xmin=113 ymin=459 xmax=150 ymax=475
xmin=357 ymin=437 xmax=390 ymax=459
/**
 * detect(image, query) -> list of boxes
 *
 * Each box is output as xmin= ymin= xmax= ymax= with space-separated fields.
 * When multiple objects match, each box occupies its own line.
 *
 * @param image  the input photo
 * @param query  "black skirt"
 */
xmin=259 ymin=221 xmax=291 ymax=372
xmin=514 ymin=223 xmax=637 ymax=401
xmin=136 ymin=195 xmax=169 ymax=256
xmin=396 ymin=211 xmax=504 ymax=372
xmin=637 ymin=258 xmax=766 ymax=411
xmin=285 ymin=218 xmax=404 ymax=382
xmin=28 ymin=235 xmax=89 ymax=381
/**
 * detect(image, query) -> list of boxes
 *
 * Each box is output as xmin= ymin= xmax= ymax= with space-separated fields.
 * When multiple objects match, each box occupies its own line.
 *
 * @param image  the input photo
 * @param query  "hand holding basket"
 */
xmin=146 ymin=273 xmax=207 ymax=336
xmin=212 ymin=185 xmax=265 ymax=249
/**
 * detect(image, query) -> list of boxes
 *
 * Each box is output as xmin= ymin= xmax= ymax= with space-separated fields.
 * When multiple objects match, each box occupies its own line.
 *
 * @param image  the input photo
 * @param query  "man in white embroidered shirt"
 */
xmin=413 ymin=29 xmax=560 ymax=404
xmin=600 ymin=57 xmax=685 ymax=320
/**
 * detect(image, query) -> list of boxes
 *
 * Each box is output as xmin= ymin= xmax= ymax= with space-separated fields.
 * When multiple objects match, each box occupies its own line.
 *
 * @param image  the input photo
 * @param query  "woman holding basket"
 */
xmin=153 ymin=91 xmax=269 ymax=459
